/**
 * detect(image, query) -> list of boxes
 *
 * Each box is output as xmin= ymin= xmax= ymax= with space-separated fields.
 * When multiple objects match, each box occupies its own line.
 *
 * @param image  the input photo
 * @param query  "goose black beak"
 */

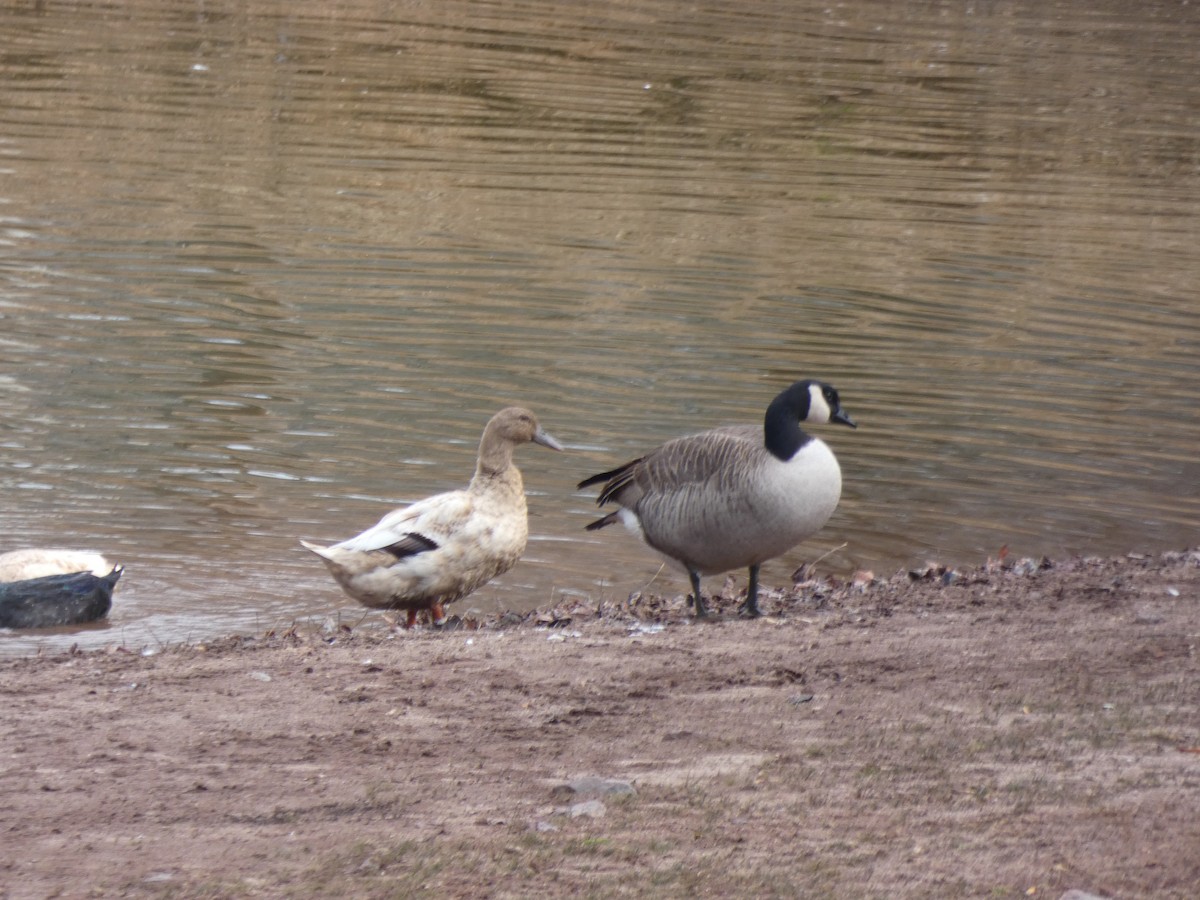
xmin=832 ymin=408 xmax=857 ymax=429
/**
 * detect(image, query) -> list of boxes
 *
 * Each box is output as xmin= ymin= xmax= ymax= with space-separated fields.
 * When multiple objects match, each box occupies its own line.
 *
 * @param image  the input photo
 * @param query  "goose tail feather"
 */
xmin=577 ymin=458 xmax=641 ymax=492
xmin=583 ymin=511 xmax=622 ymax=532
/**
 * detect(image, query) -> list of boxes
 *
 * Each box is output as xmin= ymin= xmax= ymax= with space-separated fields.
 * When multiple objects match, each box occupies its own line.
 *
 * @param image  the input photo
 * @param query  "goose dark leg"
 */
xmin=739 ymin=565 xmax=762 ymax=618
xmin=689 ymin=569 xmax=708 ymax=618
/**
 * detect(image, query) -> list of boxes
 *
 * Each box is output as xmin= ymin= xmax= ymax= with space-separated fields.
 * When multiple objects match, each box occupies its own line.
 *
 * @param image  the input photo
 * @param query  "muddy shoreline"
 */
xmin=2 ymin=549 xmax=1197 ymax=898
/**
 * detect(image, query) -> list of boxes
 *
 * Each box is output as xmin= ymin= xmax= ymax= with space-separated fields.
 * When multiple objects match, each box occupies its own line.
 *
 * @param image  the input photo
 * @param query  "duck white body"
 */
xmin=579 ymin=380 xmax=855 ymax=618
xmin=302 ymin=407 xmax=563 ymax=627
xmin=0 ymin=548 xmax=123 ymax=629
xmin=0 ymin=548 xmax=115 ymax=582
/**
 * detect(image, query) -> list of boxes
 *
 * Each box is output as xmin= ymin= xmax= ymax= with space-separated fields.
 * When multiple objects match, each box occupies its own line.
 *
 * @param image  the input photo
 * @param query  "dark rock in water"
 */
xmin=0 ymin=566 xmax=122 ymax=629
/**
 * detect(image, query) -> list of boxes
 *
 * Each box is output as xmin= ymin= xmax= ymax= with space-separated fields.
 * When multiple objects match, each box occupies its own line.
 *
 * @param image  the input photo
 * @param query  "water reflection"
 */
xmin=2 ymin=0 xmax=1198 ymax=654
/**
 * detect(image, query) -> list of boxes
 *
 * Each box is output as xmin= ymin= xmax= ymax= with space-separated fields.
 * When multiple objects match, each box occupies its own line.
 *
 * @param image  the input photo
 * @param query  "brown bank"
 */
xmin=2 ymin=550 xmax=1197 ymax=899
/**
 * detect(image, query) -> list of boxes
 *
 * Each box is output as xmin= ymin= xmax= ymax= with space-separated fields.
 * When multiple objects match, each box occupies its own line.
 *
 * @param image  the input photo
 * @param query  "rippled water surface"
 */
xmin=2 ymin=0 xmax=1198 ymax=654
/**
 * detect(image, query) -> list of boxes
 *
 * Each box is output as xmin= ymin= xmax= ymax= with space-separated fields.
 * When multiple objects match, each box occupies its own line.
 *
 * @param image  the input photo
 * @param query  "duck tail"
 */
xmin=103 ymin=565 xmax=124 ymax=589
xmin=299 ymin=540 xmax=330 ymax=557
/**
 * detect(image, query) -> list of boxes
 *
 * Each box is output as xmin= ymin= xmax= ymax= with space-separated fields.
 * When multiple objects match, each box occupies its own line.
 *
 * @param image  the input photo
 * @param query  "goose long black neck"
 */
xmin=762 ymin=381 xmax=815 ymax=462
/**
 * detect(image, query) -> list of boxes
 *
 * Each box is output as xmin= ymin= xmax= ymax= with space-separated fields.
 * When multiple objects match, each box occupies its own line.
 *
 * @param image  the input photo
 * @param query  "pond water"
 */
xmin=2 ymin=0 xmax=1198 ymax=654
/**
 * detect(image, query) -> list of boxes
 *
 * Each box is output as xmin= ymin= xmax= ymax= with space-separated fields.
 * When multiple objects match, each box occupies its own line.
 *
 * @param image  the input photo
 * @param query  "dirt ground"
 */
xmin=1 ymin=549 xmax=1197 ymax=899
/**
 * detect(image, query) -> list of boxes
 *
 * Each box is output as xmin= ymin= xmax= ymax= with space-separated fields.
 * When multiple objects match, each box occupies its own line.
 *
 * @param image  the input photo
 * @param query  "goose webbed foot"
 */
xmin=737 ymin=565 xmax=762 ymax=618
xmin=688 ymin=570 xmax=709 ymax=618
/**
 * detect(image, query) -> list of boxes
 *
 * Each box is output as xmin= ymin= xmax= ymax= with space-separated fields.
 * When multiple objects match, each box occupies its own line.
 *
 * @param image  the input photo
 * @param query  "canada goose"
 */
xmin=578 ymin=379 xmax=855 ymax=618
xmin=0 ymin=549 xmax=123 ymax=629
xmin=301 ymin=407 xmax=564 ymax=627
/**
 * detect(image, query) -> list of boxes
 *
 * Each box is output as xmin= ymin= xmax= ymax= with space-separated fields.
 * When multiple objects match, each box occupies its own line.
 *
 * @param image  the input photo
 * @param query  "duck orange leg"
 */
xmin=430 ymin=602 xmax=447 ymax=626
xmin=405 ymin=608 xmax=418 ymax=629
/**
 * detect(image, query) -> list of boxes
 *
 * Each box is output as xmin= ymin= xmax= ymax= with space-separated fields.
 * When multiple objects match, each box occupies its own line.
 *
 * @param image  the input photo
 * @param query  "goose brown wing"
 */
xmin=582 ymin=425 xmax=761 ymax=509
xmin=635 ymin=426 xmax=761 ymax=495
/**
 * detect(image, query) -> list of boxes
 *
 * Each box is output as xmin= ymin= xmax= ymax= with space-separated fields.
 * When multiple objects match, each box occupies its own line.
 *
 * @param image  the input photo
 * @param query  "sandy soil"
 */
xmin=1 ymin=549 xmax=1197 ymax=899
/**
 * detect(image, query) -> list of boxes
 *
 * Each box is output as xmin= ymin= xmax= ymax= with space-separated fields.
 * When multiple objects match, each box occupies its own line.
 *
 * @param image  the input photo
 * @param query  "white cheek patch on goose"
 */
xmin=807 ymin=383 xmax=832 ymax=424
